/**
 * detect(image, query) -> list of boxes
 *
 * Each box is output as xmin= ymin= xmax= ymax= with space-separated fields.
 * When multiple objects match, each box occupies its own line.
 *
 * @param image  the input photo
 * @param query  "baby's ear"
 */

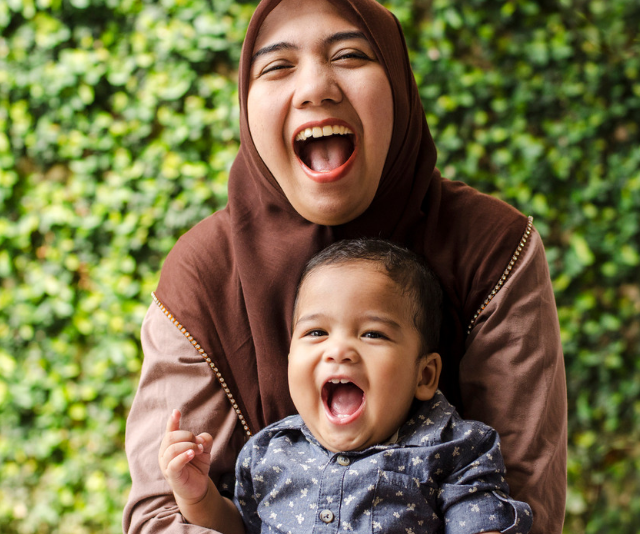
xmin=414 ymin=353 xmax=442 ymax=401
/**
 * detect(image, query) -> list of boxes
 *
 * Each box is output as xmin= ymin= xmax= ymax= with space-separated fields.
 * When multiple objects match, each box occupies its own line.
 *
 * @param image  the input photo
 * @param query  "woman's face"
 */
xmin=247 ymin=0 xmax=394 ymax=226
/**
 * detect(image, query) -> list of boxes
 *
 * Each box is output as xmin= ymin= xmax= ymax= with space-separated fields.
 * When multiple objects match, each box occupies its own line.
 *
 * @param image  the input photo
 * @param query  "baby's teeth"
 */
xmin=340 ymin=379 xmax=350 ymax=384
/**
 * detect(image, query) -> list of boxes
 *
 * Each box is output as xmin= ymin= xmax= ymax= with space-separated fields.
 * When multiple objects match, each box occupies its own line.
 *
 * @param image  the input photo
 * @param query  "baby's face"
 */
xmin=288 ymin=261 xmax=435 ymax=453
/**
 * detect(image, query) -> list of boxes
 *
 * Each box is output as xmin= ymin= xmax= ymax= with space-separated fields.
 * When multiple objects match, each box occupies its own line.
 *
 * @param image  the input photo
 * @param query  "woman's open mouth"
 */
xmin=293 ymin=123 xmax=356 ymax=182
xmin=321 ymin=378 xmax=365 ymax=424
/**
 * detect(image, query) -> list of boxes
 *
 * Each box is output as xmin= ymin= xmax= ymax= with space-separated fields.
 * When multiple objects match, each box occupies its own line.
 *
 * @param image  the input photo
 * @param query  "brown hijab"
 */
xmin=155 ymin=0 xmax=527 ymax=435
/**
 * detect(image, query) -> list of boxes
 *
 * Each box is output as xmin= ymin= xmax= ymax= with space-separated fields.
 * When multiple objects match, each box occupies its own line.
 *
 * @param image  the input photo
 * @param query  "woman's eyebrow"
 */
xmin=325 ymin=31 xmax=368 ymax=46
xmin=251 ymin=41 xmax=297 ymax=63
xmin=251 ymin=31 xmax=368 ymax=64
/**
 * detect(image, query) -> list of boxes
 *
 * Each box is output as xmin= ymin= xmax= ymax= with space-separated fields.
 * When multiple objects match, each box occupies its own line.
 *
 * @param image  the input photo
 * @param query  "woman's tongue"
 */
xmin=329 ymin=383 xmax=363 ymax=417
xmin=302 ymin=136 xmax=352 ymax=172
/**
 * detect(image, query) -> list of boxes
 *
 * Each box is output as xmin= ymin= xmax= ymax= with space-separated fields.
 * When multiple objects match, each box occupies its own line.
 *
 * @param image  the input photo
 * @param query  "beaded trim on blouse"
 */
xmin=466 ymin=216 xmax=534 ymax=335
xmin=151 ymin=292 xmax=253 ymax=436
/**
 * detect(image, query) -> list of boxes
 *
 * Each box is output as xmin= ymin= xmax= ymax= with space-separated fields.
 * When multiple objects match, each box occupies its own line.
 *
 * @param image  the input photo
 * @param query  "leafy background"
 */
xmin=0 ymin=0 xmax=638 ymax=532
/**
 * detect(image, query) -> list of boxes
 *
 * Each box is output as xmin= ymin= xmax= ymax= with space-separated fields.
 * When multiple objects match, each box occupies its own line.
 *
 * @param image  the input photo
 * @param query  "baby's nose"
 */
xmin=323 ymin=339 xmax=359 ymax=363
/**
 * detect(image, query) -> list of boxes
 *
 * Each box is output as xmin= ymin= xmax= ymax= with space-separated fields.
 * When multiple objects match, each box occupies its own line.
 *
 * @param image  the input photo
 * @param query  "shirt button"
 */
xmin=319 ymin=509 xmax=334 ymax=523
xmin=336 ymin=455 xmax=350 ymax=466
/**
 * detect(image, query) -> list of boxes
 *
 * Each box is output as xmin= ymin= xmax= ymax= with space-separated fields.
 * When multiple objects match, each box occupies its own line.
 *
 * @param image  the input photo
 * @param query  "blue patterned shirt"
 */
xmin=234 ymin=391 xmax=532 ymax=534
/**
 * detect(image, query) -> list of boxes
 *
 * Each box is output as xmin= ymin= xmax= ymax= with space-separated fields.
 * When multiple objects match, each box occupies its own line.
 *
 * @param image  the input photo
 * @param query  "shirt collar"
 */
xmin=396 ymin=390 xmax=455 ymax=446
xmin=294 ymin=390 xmax=454 ymax=453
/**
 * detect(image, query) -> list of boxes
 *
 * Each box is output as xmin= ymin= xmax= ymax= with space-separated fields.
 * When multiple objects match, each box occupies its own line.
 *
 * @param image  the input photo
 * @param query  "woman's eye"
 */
xmin=333 ymin=50 xmax=372 ymax=63
xmin=259 ymin=61 xmax=292 ymax=77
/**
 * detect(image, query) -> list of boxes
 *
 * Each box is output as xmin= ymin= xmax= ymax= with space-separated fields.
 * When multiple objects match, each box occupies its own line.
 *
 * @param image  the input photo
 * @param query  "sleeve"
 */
xmin=123 ymin=303 xmax=247 ymax=534
xmin=438 ymin=426 xmax=532 ymax=534
xmin=233 ymin=442 xmax=262 ymax=534
xmin=460 ymin=226 xmax=567 ymax=534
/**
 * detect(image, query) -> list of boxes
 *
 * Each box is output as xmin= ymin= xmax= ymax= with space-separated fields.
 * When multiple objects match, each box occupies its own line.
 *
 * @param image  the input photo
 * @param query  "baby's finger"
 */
xmin=165 ymin=448 xmax=198 ymax=478
xmin=160 ymin=441 xmax=203 ymax=470
xmin=196 ymin=432 xmax=214 ymax=454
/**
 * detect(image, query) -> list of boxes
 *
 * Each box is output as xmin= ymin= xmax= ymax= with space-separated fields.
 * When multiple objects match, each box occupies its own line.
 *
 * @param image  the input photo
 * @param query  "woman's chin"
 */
xmin=291 ymin=188 xmax=373 ymax=226
xmin=273 ymin=151 xmax=379 ymax=225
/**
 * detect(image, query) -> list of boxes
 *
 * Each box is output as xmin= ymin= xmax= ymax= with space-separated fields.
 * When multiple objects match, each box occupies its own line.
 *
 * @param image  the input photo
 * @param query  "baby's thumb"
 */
xmin=166 ymin=409 xmax=181 ymax=433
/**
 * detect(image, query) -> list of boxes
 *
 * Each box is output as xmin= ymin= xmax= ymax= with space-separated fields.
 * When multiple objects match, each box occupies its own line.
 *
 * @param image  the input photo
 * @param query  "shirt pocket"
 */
xmin=371 ymin=470 xmax=441 ymax=533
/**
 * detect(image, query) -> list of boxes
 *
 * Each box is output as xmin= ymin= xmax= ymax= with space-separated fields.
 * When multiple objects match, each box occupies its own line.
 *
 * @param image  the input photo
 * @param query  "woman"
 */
xmin=124 ymin=0 xmax=567 ymax=533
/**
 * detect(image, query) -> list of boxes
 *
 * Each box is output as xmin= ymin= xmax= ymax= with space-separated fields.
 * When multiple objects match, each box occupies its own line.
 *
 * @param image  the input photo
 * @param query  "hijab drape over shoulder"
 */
xmin=155 ymin=0 xmax=528 ymax=434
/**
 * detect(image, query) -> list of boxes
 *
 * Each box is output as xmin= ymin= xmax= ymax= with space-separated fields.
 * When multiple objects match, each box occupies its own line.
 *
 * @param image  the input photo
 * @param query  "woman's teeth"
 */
xmin=295 ymin=124 xmax=353 ymax=142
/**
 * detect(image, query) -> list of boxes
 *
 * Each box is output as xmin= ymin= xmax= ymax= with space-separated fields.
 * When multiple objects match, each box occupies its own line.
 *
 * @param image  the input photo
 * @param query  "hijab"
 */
xmin=155 ymin=0 xmax=527 ymax=435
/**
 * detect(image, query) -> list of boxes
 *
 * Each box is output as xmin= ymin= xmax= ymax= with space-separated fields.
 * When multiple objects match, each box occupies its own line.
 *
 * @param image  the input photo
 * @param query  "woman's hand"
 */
xmin=158 ymin=409 xmax=213 ymax=505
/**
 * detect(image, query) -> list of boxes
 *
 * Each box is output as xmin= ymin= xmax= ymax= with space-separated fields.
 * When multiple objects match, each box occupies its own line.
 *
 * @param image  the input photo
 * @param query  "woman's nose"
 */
xmin=293 ymin=60 xmax=343 ymax=108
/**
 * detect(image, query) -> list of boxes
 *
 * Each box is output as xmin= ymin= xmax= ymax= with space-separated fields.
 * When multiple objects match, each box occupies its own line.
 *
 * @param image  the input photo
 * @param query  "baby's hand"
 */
xmin=158 ymin=409 xmax=213 ymax=504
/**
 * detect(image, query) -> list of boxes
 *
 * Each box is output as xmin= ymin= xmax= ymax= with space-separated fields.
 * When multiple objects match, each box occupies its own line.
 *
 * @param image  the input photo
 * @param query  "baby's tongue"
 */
xmin=305 ymin=136 xmax=352 ymax=172
xmin=330 ymin=383 xmax=363 ymax=417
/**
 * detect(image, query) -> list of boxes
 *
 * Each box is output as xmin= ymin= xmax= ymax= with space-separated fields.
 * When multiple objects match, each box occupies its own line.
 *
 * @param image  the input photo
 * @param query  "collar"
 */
xmin=279 ymin=390 xmax=455 ymax=454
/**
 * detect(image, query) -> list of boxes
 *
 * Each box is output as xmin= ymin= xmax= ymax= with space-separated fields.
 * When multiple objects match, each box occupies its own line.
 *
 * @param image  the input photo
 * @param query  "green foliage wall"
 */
xmin=0 ymin=0 xmax=638 ymax=532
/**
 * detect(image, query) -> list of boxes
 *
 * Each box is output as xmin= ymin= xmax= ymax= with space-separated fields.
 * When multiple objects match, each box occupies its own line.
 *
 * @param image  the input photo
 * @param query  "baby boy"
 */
xmin=159 ymin=238 xmax=532 ymax=534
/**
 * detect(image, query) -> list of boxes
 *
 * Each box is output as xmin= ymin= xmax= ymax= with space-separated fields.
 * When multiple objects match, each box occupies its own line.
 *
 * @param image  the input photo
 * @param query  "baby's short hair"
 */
xmin=294 ymin=238 xmax=443 ymax=354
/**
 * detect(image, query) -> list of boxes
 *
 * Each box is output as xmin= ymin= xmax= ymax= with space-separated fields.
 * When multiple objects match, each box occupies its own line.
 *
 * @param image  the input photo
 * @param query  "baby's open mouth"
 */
xmin=322 ymin=378 xmax=364 ymax=418
xmin=294 ymin=125 xmax=355 ymax=173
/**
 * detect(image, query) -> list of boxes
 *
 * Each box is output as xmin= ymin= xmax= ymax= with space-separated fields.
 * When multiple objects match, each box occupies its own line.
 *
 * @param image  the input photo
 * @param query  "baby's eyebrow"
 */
xmin=363 ymin=315 xmax=401 ymax=330
xmin=293 ymin=313 xmax=325 ymax=326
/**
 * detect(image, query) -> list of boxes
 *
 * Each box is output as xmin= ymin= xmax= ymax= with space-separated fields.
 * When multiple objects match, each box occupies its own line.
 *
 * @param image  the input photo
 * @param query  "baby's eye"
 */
xmin=305 ymin=329 xmax=327 ymax=337
xmin=363 ymin=331 xmax=388 ymax=340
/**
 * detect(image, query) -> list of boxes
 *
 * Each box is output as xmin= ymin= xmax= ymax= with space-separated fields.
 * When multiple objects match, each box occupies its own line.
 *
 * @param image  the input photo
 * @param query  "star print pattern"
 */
xmin=234 ymin=391 xmax=532 ymax=534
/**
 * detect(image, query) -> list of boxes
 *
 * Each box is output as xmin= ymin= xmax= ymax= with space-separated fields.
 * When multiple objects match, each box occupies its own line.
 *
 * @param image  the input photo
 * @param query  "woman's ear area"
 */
xmin=414 ymin=352 xmax=442 ymax=401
